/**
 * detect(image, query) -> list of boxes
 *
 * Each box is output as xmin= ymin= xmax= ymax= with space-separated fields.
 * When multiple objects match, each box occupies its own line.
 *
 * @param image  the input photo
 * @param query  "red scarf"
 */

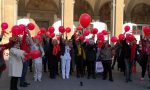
xmin=130 ymin=44 xmax=137 ymax=63
xmin=53 ymin=44 xmax=60 ymax=56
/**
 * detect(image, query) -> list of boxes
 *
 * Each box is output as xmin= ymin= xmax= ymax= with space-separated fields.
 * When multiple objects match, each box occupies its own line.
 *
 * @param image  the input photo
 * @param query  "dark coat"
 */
xmin=86 ymin=44 xmax=96 ymax=61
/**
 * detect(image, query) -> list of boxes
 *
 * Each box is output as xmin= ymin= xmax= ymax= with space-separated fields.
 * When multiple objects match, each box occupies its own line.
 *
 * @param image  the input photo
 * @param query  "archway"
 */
xmin=74 ymin=0 xmax=94 ymax=21
xmin=18 ymin=0 xmax=60 ymax=29
xmin=131 ymin=3 xmax=150 ymax=24
xmin=99 ymin=2 xmax=111 ymax=30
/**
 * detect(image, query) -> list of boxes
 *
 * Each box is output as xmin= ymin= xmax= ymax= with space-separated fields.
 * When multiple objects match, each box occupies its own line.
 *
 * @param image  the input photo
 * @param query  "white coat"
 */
xmin=8 ymin=47 xmax=25 ymax=77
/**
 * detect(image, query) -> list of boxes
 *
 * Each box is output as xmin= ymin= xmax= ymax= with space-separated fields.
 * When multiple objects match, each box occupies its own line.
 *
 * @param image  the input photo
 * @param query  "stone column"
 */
xmin=0 ymin=0 xmax=2 ymax=28
xmin=4 ymin=0 xmax=18 ymax=30
xmin=115 ymin=0 xmax=124 ymax=36
xmin=63 ymin=0 xmax=74 ymax=39
xmin=0 ymin=0 xmax=5 ymax=25
xmin=2 ymin=0 xmax=18 ymax=42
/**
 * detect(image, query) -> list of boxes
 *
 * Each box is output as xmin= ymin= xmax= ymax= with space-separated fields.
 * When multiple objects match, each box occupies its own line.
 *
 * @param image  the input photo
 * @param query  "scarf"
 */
xmin=130 ymin=44 xmax=137 ymax=63
xmin=53 ymin=44 xmax=60 ymax=56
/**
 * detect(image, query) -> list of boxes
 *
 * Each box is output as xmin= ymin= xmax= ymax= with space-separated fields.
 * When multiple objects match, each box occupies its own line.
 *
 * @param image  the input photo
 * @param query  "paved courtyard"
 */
xmin=0 ymin=61 xmax=150 ymax=90
xmin=0 ymin=54 xmax=150 ymax=90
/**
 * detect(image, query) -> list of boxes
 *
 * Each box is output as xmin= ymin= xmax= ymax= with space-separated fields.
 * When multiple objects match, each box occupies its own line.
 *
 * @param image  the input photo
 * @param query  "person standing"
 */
xmin=20 ymin=30 xmax=31 ymax=87
xmin=121 ymin=39 xmax=131 ymax=82
xmin=33 ymin=39 xmax=45 ymax=82
xmin=47 ymin=37 xmax=60 ymax=79
xmin=60 ymin=37 xmax=71 ymax=79
xmin=9 ymin=42 xmax=27 ymax=90
xmin=86 ymin=38 xmax=96 ymax=79
xmin=101 ymin=41 xmax=114 ymax=82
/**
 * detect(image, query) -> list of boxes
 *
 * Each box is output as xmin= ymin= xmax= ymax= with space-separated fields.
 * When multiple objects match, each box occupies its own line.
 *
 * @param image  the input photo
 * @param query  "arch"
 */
xmin=99 ymin=1 xmax=111 ymax=22
xmin=131 ymin=3 xmax=150 ymax=24
xmin=94 ymin=0 xmax=101 ymax=17
xmin=74 ymin=0 xmax=94 ymax=21
xmin=125 ymin=0 xmax=150 ymax=19
xmin=26 ymin=0 xmax=59 ymax=14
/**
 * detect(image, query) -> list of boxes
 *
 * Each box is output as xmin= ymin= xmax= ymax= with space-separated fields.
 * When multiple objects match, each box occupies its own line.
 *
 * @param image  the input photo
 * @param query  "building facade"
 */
xmin=0 ymin=0 xmax=150 ymax=41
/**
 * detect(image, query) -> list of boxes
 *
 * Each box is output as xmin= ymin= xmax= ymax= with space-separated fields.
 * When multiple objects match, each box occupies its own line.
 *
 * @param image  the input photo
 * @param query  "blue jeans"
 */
xmin=20 ymin=61 xmax=29 ymax=85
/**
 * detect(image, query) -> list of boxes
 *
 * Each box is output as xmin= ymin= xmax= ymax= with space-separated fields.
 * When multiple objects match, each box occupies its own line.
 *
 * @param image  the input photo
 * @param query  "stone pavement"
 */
xmin=0 ymin=59 xmax=150 ymax=90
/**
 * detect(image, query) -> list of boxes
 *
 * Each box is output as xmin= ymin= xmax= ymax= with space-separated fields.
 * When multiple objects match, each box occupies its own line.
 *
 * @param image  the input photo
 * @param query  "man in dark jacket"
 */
xmin=86 ymin=38 xmax=96 ymax=79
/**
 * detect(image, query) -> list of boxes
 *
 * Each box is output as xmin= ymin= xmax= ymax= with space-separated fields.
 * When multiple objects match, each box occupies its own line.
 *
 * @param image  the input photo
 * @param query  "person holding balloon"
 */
xmin=0 ymin=22 xmax=17 ymax=78
xmin=59 ymin=35 xmax=72 ymax=79
xmin=47 ymin=36 xmax=60 ymax=79
xmin=86 ymin=38 xmax=97 ymax=79
xmin=8 ymin=42 xmax=27 ymax=90
xmin=32 ymin=38 xmax=45 ymax=82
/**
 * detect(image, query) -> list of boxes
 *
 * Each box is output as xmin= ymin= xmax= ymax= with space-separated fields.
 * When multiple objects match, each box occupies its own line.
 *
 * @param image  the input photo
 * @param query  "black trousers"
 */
xmin=87 ymin=60 xmax=95 ymax=77
xmin=48 ymin=56 xmax=58 ymax=79
xmin=43 ymin=56 xmax=48 ymax=72
xmin=10 ymin=77 xmax=19 ymax=90
xmin=76 ymin=56 xmax=84 ymax=77
xmin=138 ymin=53 xmax=148 ymax=78
xmin=102 ymin=60 xmax=113 ymax=80
xmin=29 ymin=59 xmax=33 ymax=71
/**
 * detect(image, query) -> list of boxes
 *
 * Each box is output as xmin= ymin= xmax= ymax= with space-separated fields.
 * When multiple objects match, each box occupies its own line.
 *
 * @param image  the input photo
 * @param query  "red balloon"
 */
xmin=111 ymin=36 xmax=118 ymax=43
xmin=66 ymin=27 xmax=71 ymax=33
xmin=124 ymin=26 xmax=130 ymax=32
xmin=92 ymin=28 xmax=98 ymax=34
xmin=59 ymin=26 xmax=65 ymax=33
xmin=1 ymin=22 xmax=8 ymax=30
xmin=85 ymin=39 xmax=89 ymax=43
xmin=19 ymin=24 xmax=25 ymax=34
xmin=83 ymin=30 xmax=90 ymax=36
xmin=57 ymin=36 xmax=60 ymax=41
xmin=97 ymin=32 xmax=104 ymax=41
xmin=27 ymin=23 xmax=35 ymax=30
xmin=37 ymin=31 xmax=43 ymax=35
xmin=79 ymin=13 xmax=91 ymax=28
xmin=79 ymin=35 xmax=84 ymax=41
xmin=102 ymin=30 xmax=108 ymax=35
xmin=126 ymin=34 xmax=135 ymax=42
xmin=34 ymin=35 xmax=42 ymax=41
xmin=118 ymin=34 xmax=125 ymax=40
xmin=143 ymin=26 xmax=150 ymax=36
xmin=48 ymin=26 xmax=55 ymax=33
xmin=77 ymin=26 xmax=83 ymax=31
xmin=40 ymin=27 xmax=46 ymax=34
xmin=30 ymin=50 xmax=41 ymax=59
xmin=51 ymin=33 xmax=55 ymax=38
xmin=11 ymin=25 xmax=21 ymax=36
xmin=46 ymin=31 xmax=51 ymax=37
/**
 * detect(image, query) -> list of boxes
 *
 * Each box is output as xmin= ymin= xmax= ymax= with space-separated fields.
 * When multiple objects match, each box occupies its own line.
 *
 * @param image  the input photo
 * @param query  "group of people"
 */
xmin=0 ymin=28 xmax=150 ymax=90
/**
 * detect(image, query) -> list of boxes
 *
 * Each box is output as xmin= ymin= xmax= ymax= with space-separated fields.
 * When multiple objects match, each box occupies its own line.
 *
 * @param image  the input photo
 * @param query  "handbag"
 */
xmin=95 ymin=61 xmax=104 ymax=73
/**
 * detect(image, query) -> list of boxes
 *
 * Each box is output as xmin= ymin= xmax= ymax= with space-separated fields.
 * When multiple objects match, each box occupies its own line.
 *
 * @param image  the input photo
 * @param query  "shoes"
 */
xmin=66 ymin=76 xmax=69 ymax=79
xmin=140 ymin=78 xmax=144 ymax=81
xmin=109 ymin=79 xmax=114 ymax=82
xmin=128 ymin=79 xmax=132 ymax=82
xmin=24 ymin=82 xmax=30 ymax=85
xmin=38 ymin=79 xmax=42 ymax=82
xmin=20 ymin=84 xmax=28 ymax=87
xmin=102 ymin=77 xmax=106 ymax=80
